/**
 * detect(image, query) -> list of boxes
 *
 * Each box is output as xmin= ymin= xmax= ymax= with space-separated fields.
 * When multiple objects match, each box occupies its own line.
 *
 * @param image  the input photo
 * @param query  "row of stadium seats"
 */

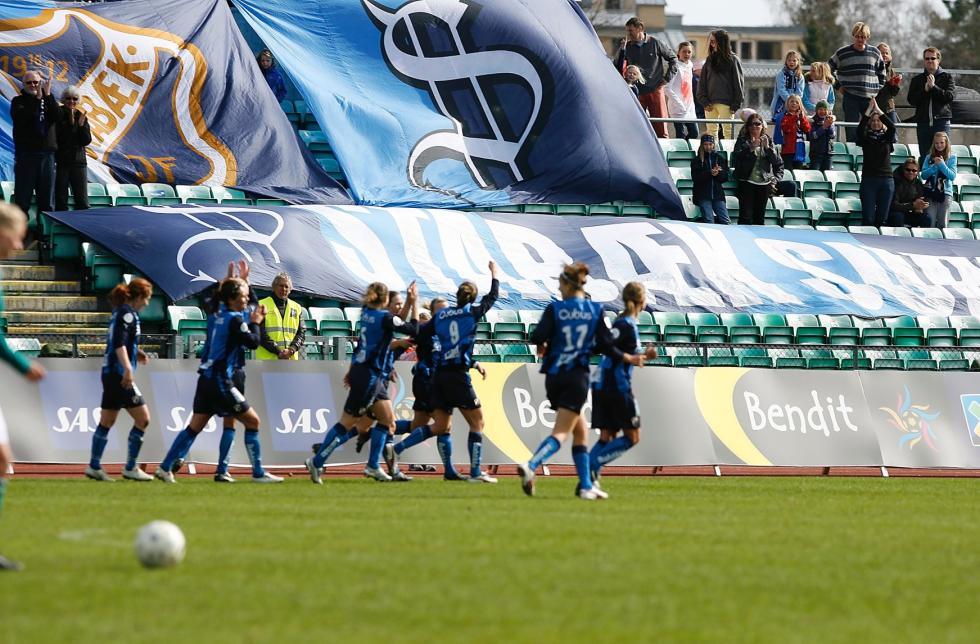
xmin=661 ymin=138 xmax=980 ymax=176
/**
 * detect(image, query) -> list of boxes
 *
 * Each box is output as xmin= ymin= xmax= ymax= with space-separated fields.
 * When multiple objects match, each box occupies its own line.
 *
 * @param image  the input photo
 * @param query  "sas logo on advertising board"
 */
xmin=150 ymin=371 xmax=221 ymax=453
xmin=961 ymin=394 xmax=980 ymax=448
xmin=261 ymin=372 xmax=337 ymax=451
xmin=879 ymin=386 xmax=941 ymax=452
xmin=38 ymin=371 xmax=108 ymax=450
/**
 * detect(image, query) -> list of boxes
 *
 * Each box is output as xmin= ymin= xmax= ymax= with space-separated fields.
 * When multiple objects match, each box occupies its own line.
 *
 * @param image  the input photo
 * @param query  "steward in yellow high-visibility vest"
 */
xmin=256 ymin=272 xmax=304 ymax=360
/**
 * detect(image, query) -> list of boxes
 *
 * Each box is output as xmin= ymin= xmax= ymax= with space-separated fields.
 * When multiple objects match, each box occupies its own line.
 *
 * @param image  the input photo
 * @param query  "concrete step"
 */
xmin=4 ymin=295 xmax=97 ymax=311
xmin=3 ymin=281 xmax=82 ymax=295
xmin=4 ymin=311 xmax=110 ymax=324
xmin=7 ymin=249 xmax=39 ymax=263
xmin=9 ymin=325 xmax=108 ymax=335
xmin=0 ymin=264 xmax=56 ymax=280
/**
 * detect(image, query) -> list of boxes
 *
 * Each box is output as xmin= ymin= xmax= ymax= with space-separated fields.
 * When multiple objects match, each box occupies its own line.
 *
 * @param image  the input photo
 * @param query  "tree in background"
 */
xmin=926 ymin=0 xmax=980 ymax=88
xmin=780 ymin=0 xmax=845 ymax=63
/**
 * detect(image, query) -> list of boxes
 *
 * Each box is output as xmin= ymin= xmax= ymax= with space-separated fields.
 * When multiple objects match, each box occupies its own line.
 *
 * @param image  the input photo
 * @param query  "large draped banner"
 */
xmin=46 ymin=205 xmax=980 ymax=316
xmin=232 ymin=0 xmax=683 ymax=216
xmin=0 ymin=0 xmax=350 ymax=202
xmin=5 ymin=360 xmax=980 ymax=469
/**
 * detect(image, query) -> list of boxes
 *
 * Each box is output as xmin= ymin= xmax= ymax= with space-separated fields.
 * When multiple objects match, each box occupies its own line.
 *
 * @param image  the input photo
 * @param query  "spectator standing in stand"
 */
xmin=613 ymin=17 xmax=677 ymax=138
xmin=875 ymin=43 xmax=902 ymax=144
xmin=54 ymin=86 xmax=92 ymax=212
xmin=256 ymin=272 xmax=304 ymax=361
xmin=908 ymin=48 xmax=955 ymax=166
xmin=828 ymin=22 xmax=886 ymax=141
xmin=10 ymin=71 xmax=57 ymax=227
xmin=696 ymin=29 xmax=744 ymax=140
xmin=665 ymin=42 xmax=699 ymax=141
xmin=256 ymin=49 xmax=287 ymax=103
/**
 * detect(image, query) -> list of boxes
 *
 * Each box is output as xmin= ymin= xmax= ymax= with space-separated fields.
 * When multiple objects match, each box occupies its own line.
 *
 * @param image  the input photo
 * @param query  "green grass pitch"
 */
xmin=2 ymin=476 xmax=979 ymax=642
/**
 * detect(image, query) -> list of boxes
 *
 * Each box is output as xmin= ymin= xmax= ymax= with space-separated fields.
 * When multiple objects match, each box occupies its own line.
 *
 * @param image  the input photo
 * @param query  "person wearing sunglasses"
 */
xmin=908 ymin=48 xmax=955 ymax=166
xmin=890 ymin=160 xmax=928 ymax=227
xmin=9 ymin=71 xmax=57 ymax=229
xmin=732 ymin=115 xmax=783 ymax=225
xmin=54 ymin=86 xmax=92 ymax=212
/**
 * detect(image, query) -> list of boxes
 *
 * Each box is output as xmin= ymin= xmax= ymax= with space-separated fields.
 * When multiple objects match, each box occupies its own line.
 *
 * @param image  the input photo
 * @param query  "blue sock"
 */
xmin=244 ymin=429 xmax=264 ymax=477
xmin=572 ymin=445 xmax=592 ymax=491
xmin=589 ymin=439 xmax=608 ymax=479
xmin=88 ymin=424 xmax=110 ymax=470
xmin=125 ymin=427 xmax=144 ymax=471
xmin=313 ymin=423 xmax=347 ymax=468
xmin=394 ymin=420 xmax=412 ymax=435
xmin=527 ymin=435 xmax=561 ymax=470
xmin=216 ymin=428 xmax=236 ymax=475
xmin=160 ymin=428 xmax=197 ymax=472
xmin=367 ymin=425 xmax=389 ymax=469
xmin=437 ymin=434 xmax=459 ymax=477
xmin=395 ymin=426 xmax=432 ymax=455
xmin=468 ymin=432 xmax=483 ymax=477
xmin=594 ymin=436 xmax=635 ymax=476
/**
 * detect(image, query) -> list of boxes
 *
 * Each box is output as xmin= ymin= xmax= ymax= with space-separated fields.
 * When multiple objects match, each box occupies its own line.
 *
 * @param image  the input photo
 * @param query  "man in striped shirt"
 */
xmin=828 ymin=22 xmax=886 ymax=141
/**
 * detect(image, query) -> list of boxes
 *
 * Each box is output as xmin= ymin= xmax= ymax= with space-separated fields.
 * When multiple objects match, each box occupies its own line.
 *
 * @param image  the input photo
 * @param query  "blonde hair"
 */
xmin=929 ymin=131 xmax=951 ymax=161
xmin=784 ymin=94 xmax=804 ymax=114
xmin=852 ymin=22 xmax=871 ymax=39
xmin=621 ymin=281 xmax=645 ymax=316
xmin=808 ymin=61 xmax=834 ymax=83
xmin=624 ymin=64 xmax=646 ymax=84
xmin=784 ymin=50 xmax=803 ymax=78
xmin=559 ymin=262 xmax=589 ymax=291
xmin=363 ymin=282 xmax=388 ymax=308
xmin=0 ymin=203 xmax=27 ymax=232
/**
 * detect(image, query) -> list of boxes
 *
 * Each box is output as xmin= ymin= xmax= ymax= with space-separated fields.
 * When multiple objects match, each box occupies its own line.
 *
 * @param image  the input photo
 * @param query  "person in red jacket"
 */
xmin=779 ymin=95 xmax=810 ymax=172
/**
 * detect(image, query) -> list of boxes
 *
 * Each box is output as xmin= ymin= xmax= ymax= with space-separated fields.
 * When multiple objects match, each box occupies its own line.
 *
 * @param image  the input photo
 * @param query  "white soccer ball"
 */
xmin=134 ymin=520 xmax=186 ymax=569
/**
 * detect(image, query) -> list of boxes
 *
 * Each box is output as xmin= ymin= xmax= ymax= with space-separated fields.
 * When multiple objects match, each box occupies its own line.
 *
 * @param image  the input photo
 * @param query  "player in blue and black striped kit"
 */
xmin=155 ymin=276 xmax=282 ymax=483
xmin=392 ymin=261 xmax=499 ymax=482
xmin=306 ymin=281 xmax=418 ymax=483
xmin=85 ymin=278 xmax=155 ymax=482
xmin=588 ymin=282 xmax=657 ymax=494
xmin=517 ymin=263 xmax=646 ymax=500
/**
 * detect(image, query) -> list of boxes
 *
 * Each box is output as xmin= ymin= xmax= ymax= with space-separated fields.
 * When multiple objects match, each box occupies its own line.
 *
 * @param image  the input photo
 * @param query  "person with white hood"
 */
xmin=666 ymin=41 xmax=699 ymax=141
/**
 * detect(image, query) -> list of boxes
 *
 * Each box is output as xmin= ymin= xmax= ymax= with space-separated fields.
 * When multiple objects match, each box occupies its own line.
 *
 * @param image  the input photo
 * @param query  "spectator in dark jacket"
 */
xmin=54 ymin=86 xmax=92 ymax=212
xmin=732 ymin=115 xmax=783 ymax=225
xmin=696 ymin=29 xmax=744 ymax=140
xmin=856 ymin=104 xmax=896 ymax=226
xmin=614 ymin=17 xmax=677 ymax=138
xmin=257 ymin=49 xmax=287 ymax=103
xmin=890 ymin=159 xmax=928 ymax=227
xmin=808 ymin=101 xmax=837 ymax=171
xmin=10 ymin=70 xmax=57 ymax=222
xmin=907 ymin=47 xmax=955 ymax=166
xmin=875 ymin=43 xmax=902 ymax=144
xmin=691 ymin=134 xmax=729 ymax=224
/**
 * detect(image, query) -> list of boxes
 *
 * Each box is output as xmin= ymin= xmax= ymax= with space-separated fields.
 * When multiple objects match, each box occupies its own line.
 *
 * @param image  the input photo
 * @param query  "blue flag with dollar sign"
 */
xmin=232 ymin=0 xmax=684 ymax=217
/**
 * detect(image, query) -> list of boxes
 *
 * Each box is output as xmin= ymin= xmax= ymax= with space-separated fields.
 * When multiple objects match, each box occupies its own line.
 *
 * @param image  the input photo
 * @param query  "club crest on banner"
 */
xmin=0 ymin=8 xmax=234 ymax=185
xmin=363 ymin=0 xmax=551 ymax=199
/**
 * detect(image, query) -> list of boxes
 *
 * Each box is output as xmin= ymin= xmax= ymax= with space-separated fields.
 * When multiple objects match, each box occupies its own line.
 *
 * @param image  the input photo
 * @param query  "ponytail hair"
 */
xmin=621 ymin=281 xmax=645 ymax=313
xmin=559 ymin=262 xmax=590 ymax=290
xmin=363 ymin=282 xmax=388 ymax=308
xmin=109 ymin=277 xmax=153 ymax=308
xmin=456 ymin=281 xmax=478 ymax=307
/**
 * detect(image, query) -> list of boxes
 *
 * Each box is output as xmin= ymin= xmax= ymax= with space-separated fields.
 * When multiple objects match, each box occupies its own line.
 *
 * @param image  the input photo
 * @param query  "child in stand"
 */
xmin=690 ymin=133 xmax=730 ymax=224
xmin=802 ymin=62 xmax=836 ymax=114
xmin=779 ymin=94 xmax=810 ymax=171
xmin=808 ymin=100 xmax=837 ymax=172
xmin=920 ymin=131 xmax=957 ymax=228
xmin=625 ymin=65 xmax=644 ymax=97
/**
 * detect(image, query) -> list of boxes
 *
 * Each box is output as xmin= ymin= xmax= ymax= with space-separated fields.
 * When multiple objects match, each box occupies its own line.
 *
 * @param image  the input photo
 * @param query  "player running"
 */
xmin=85 ymin=277 xmax=155 ymax=482
xmin=0 ymin=204 xmax=45 ymax=571
xmin=517 ymin=263 xmax=646 ymax=500
xmin=155 ymin=276 xmax=282 ymax=483
xmin=391 ymin=261 xmax=499 ymax=483
xmin=587 ymin=282 xmax=657 ymax=494
xmin=305 ymin=281 xmax=418 ymax=483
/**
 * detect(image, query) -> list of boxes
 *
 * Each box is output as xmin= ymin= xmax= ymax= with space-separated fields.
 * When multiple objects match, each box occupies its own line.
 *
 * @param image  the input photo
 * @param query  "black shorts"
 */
xmin=591 ymin=388 xmax=640 ymax=432
xmin=192 ymin=375 xmax=250 ymax=418
xmin=343 ymin=365 xmax=381 ymax=417
xmin=100 ymin=373 xmax=145 ymax=410
xmin=430 ymin=369 xmax=480 ymax=413
xmin=545 ymin=368 xmax=590 ymax=414
xmin=412 ymin=373 xmax=434 ymax=413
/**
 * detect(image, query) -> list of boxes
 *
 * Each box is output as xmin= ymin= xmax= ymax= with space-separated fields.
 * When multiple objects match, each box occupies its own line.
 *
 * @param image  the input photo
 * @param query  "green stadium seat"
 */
xmin=775 ymin=356 xmax=807 ymax=369
xmin=938 ymin=355 xmax=970 ymax=370
xmin=661 ymin=138 xmax=693 ymax=152
xmin=669 ymin=167 xmax=693 ymax=195
xmin=646 ymin=354 xmax=672 ymax=367
xmin=753 ymin=313 xmax=786 ymax=328
xmin=910 ymin=227 xmax=943 ymax=239
xmin=106 ymin=183 xmax=142 ymax=199
xmin=687 ymin=312 xmax=720 ymax=328
xmin=793 ymin=169 xmax=833 ymax=198
xmin=840 ymin=355 xmax=873 ymax=369
xmin=588 ymin=204 xmax=619 ymax=216
xmin=807 ymin=357 xmax=840 ymax=369
xmin=666 ymin=150 xmax=696 ymax=167
xmin=554 ymin=204 xmax=588 ymax=216
xmin=621 ymin=205 xmax=654 ymax=217
xmin=141 ymin=183 xmax=176 ymax=200
xmin=176 ymin=185 xmax=213 ymax=202
xmin=114 ymin=196 xmax=149 ymax=206
xmin=521 ymin=204 xmax=553 ymax=214
xmin=874 ymin=358 xmax=905 ymax=370
xmin=823 ymin=170 xmax=858 ymax=195
xmin=87 ymin=182 xmax=107 ymax=197
xmin=785 ymin=313 xmax=818 ymax=328
xmin=210 ymin=187 xmax=248 ymax=202
xmin=943 ymin=227 xmax=976 ymax=240
xmin=848 ymin=225 xmax=880 ymax=235
xmin=879 ymin=226 xmax=912 ymax=237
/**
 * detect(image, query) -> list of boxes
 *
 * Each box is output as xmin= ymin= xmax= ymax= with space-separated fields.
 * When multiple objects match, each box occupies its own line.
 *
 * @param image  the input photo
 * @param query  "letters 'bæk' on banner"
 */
xmin=232 ymin=0 xmax=683 ymax=217
xmin=0 ymin=0 xmax=351 ymax=203
xmin=46 ymin=205 xmax=980 ymax=316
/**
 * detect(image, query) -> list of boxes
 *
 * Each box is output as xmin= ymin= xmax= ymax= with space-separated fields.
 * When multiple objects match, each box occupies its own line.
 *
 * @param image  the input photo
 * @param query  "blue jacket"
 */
xmin=769 ymin=68 xmax=805 ymax=115
xmin=920 ymin=154 xmax=957 ymax=198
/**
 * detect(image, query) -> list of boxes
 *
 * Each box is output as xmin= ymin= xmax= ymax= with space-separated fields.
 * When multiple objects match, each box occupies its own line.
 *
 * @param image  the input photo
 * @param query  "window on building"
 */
xmin=605 ymin=0 xmax=622 ymax=9
xmin=739 ymin=41 xmax=752 ymax=60
xmin=756 ymin=41 xmax=782 ymax=61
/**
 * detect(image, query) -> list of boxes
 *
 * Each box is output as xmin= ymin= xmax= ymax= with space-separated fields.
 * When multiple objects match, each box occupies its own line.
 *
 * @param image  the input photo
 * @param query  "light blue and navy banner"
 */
xmin=0 ymin=0 xmax=350 ymax=202
xmin=46 ymin=205 xmax=980 ymax=316
xmin=232 ymin=0 xmax=683 ymax=217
